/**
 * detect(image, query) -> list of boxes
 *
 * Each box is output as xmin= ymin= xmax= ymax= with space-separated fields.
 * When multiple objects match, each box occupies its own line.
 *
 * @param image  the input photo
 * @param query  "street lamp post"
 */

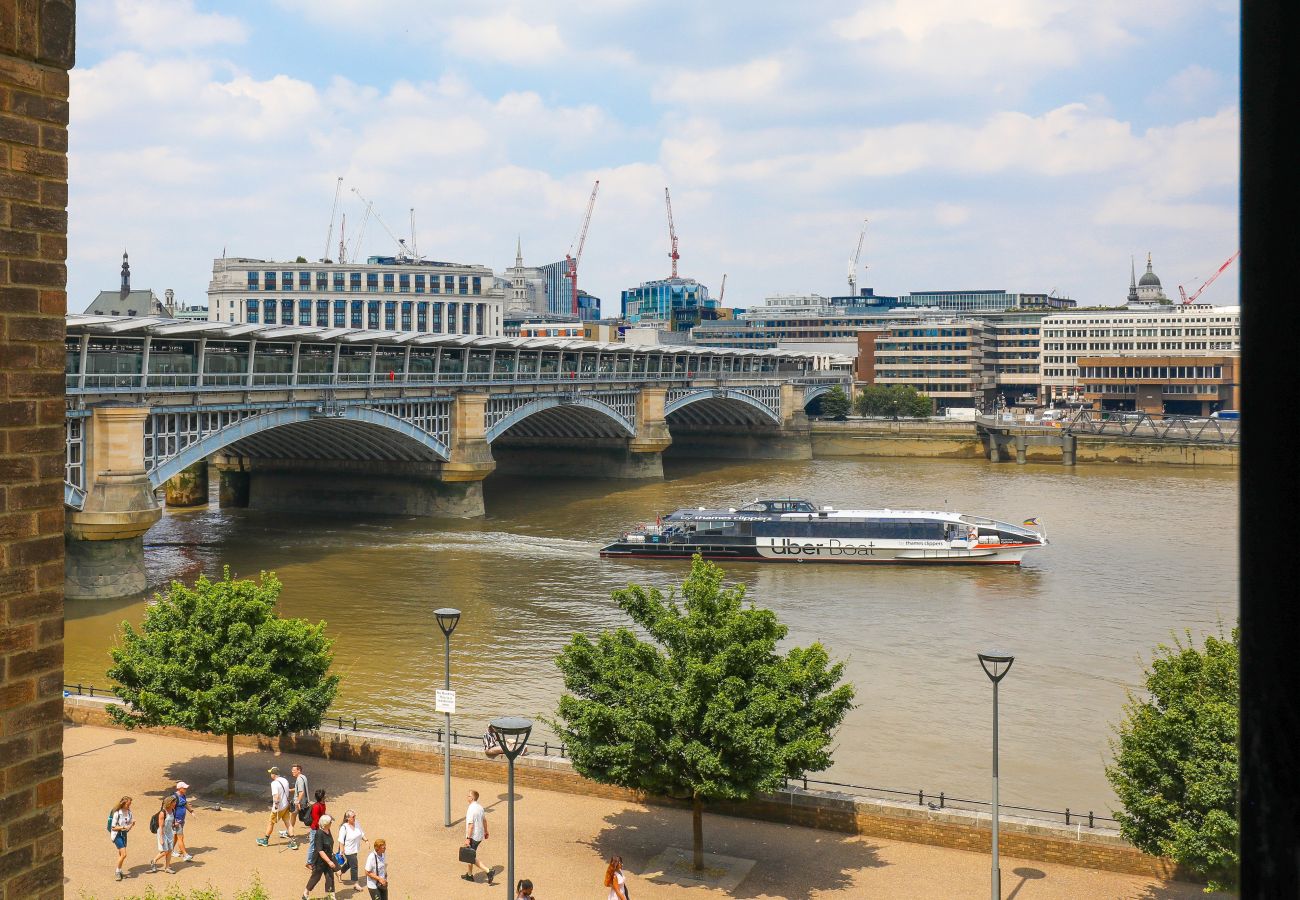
xmin=435 ymin=608 xmax=461 ymax=828
xmin=978 ymin=651 xmax=1015 ymax=900
xmin=488 ymin=716 xmax=533 ymax=899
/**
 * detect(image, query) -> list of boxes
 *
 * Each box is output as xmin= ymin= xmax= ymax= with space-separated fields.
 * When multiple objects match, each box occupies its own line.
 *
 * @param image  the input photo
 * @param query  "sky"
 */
xmin=68 ymin=0 xmax=1241 ymax=316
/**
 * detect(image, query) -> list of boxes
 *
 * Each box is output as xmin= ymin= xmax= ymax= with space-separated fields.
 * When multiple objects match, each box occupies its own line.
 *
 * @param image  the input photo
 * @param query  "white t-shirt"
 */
xmin=271 ymin=776 xmax=290 ymax=811
xmin=365 ymin=851 xmax=386 ymax=889
xmin=607 ymin=869 xmax=626 ymax=900
xmin=339 ymin=822 xmax=366 ymax=855
xmin=466 ymin=801 xmax=486 ymax=841
xmin=110 ymin=809 xmax=132 ymax=841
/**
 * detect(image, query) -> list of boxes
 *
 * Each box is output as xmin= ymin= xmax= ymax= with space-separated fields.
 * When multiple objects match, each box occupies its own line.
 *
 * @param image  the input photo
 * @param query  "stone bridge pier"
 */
xmin=65 ymin=405 xmax=162 ymax=600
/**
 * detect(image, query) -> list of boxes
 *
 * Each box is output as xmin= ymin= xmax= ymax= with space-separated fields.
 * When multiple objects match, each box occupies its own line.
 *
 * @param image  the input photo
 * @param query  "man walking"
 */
xmin=171 ymin=781 xmax=195 ymax=862
xmin=292 ymin=764 xmax=310 ymax=833
xmin=257 ymin=766 xmax=296 ymax=848
xmin=462 ymin=789 xmax=492 ymax=884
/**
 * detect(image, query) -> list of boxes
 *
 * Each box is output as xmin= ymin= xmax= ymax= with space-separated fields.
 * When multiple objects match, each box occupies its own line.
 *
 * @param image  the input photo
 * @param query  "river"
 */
xmin=64 ymin=456 xmax=1237 ymax=818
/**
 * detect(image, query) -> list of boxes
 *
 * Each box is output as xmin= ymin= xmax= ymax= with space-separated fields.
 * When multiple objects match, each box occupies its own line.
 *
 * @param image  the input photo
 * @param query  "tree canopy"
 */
xmin=854 ymin=384 xmax=933 ymax=418
xmin=107 ymin=568 xmax=339 ymax=793
xmin=818 ymin=385 xmax=851 ymax=420
xmin=553 ymin=555 xmax=855 ymax=868
xmin=1105 ymin=628 xmax=1238 ymax=892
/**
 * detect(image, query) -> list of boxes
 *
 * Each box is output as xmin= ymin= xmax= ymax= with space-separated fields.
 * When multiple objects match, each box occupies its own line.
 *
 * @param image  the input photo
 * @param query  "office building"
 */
xmin=866 ymin=320 xmax=996 ymax=411
xmin=621 ymin=277 xmax=717 ymax=331
xmin=1075 ymin=355 xmax=1240 ymax=415
xmin=208 ymin=254 xmax=505 ymax=336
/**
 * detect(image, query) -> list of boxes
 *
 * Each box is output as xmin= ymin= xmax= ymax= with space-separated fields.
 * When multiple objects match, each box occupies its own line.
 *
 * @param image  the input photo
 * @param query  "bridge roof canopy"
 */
xmin=65 ymin=314 xmax=849 ymax=363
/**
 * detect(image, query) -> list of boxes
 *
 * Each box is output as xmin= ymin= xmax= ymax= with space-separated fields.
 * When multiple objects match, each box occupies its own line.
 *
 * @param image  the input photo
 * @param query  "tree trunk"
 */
xmin=226 ymin=732 xmax=235 ymax=796
xmin=692 ymin=792 xmax=704 ymax=871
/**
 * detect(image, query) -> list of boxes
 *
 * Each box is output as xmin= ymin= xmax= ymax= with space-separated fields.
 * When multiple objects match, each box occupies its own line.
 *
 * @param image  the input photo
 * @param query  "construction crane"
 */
xmin=345 ymin=198 xmax=373 ymax=263
xmin=1178 ymin=250 xmax=1240 ymax=304
xmin=665 ymin=187 xmax=680 ymax=279
xmin=847 ymin=218 xmax=868 ymax=297
xmin=563 ymin=180 xmax=600 ymax=317
xmin=322 ymin=176 xmax=343 ymax=262
xmin=719 ymin=273 xmax=727 ymax=305
xmin=350 ymin=188 xmax=410 ymax=259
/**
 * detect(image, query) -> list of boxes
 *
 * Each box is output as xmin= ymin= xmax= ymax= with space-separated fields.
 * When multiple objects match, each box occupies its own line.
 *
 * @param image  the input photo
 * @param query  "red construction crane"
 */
xmin=563 ymin=180 xmax=600 ymax=317
xmin=665 ymin=187 xmax=680 ymax=279
xmin=1178 ymin=250 xmax=1239 ymax=304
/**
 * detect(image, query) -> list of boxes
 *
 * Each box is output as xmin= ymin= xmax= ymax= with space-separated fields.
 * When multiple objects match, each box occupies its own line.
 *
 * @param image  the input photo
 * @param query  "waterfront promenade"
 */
xmin=64 ymin=723 xmax=1218 ymax=899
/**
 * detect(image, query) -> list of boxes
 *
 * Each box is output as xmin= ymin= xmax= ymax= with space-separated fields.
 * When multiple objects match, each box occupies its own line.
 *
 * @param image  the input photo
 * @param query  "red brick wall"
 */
xmin=0 ymin=3 xmax=73 ymax=898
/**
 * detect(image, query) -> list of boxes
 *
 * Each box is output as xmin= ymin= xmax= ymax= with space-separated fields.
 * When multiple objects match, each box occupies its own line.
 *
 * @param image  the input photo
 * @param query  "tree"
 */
xmin=854 ymin=384 xmax=934 ymax=417
xmin=553 ymin=555 xmax=855 ymax=870
xmin=819 ymin=385 xmax=851 ymax=420
xmin=295 ymin=255 xmax=308 ymax=263
xmin=107 ymin=568 xmax=339 ymax=795
xmin=1105 ymin=628 xmax=1238 ymax=892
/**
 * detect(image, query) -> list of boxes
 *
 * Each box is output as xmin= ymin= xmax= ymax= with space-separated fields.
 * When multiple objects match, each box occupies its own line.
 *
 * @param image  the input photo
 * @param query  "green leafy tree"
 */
xmin=854 ymin=384 xmax=934 ymax=417
xmin=819 ymin=385 xmax=851 ymax=419
xmin=1106 ymin=628 xmax=1239 ymax=892
xmin=553 ymin=555 xmax=855 ymax=870
xmin=107 ymin=569 xmax=339 ymax=795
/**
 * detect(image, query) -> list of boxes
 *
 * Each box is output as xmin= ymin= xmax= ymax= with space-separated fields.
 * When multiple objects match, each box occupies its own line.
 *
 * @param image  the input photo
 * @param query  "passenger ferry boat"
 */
xmin=600 ymin=499 xmax=1047 ymax=565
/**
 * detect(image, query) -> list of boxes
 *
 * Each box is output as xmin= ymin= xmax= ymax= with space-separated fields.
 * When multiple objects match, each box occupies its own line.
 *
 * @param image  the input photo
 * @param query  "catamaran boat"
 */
xmin=599 ymin=498 xmax=1047 ymax=565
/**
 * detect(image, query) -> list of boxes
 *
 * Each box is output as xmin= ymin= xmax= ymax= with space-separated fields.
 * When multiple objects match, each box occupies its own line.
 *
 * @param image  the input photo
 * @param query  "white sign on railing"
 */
xmin=435 ymin=689 xmax=456 ymax=714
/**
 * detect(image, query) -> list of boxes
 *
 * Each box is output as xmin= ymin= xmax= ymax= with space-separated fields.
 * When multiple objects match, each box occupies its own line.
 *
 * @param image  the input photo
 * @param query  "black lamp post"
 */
xmin=978 ymin=650 xmax=1014 ymax=900
xmin=489 ymin=716 xmax=533 ymax=898
xmin=435 ymin=608 xmax=461 ymax=828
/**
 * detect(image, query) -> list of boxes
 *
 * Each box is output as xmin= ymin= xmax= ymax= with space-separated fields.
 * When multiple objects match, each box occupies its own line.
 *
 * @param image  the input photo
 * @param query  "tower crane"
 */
xmin=1178 ymin=250 xmax=1240 ymax=304
xmin=322 ymin=176 xmax=343 ymax=262
xmin=847 ymin=218 xmax=868 ymax=297
xmin=665 ymin=187 xmax=680 ymax=279
xmin=350 ymin=188 xmax=410 ymax=259
xmin=563 ymin=180 xmax=600 ymax=317
xmin=345 ymin=198 xmax=373 ymax=263
xmin=719 ymin=273 xmax=727 ymax=305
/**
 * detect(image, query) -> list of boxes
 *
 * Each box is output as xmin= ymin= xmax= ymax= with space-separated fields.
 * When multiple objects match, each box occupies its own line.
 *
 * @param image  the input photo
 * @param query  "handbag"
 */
xmin=458 ymin=845 xmax=477 ymax=864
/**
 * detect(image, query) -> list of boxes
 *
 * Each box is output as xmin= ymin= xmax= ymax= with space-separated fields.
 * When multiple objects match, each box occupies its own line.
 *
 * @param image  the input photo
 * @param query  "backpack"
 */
xmin=149 ymin=809 xmax=160 ymax=834
xmin=298 ymin=804 xmax=313 ymax=826
xmin=106 ymin=812 xmax=114 ymax=835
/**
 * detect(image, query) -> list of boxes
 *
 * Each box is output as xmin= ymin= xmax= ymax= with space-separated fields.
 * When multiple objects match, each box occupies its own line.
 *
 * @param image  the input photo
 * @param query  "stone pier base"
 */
xmin=667 ymin=427 xmax=813 ymax=461
xmin=219 ymin=469 xmax=251 ymax=507
xmin=165 ymin=460 xmax=209 ymax=507
xmin=247 ymin=460 xmax=486 ymax=518
xmin=493 ymin=440 xmax=665 ymax=479
xmin=64 ymin=534 xmax=148 ymax=600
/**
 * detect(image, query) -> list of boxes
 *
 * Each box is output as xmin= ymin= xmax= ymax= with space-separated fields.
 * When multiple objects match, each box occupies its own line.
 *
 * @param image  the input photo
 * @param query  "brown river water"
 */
xmin=64 ymin=456 xmax=1237 ymax=818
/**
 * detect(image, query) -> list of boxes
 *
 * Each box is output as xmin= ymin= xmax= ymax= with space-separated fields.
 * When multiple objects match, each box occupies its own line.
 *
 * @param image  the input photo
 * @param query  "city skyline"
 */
xmin=70 ymin=0 xmax=1240 ymax=315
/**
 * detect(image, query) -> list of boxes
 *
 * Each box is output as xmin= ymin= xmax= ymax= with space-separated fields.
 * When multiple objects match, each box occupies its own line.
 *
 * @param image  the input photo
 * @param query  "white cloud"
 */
xmin=1147 ymin=64 xmax=1224 ymax=109
xmin=934 ymin=203 xmax=971 ymax=227
xmin=83 ymin=0 xmax=247 ymax=48
xmin=653 ymin=58 xmax=786 ymax=106
xmin=444 ymin=13 xmax=566 ymax=65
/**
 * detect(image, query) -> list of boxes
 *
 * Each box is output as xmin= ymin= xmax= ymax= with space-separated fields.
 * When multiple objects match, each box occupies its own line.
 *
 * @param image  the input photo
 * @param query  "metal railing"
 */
xmin=66 ymin=683 xmax=1112 ymax=829
xmin=1065 ymin=408 xmax=1239 ymax=443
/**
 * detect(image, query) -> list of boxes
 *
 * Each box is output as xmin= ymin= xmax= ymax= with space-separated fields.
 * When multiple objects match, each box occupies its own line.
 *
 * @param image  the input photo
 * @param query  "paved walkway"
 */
xmin=64 ymin=723 xmax=1218 ymax=899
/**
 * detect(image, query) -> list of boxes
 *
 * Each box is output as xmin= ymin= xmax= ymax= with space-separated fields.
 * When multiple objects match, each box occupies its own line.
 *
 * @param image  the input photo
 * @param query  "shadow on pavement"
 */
xmin=587 ymin=804 xmax=886 ymax=900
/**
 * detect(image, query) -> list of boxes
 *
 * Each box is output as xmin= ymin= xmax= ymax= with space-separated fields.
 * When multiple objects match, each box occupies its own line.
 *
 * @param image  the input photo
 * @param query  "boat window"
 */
xmin=788 ymin=501 xmax=815 ymax=512
xmin=739 ymin=502 xmax=769 ymax=512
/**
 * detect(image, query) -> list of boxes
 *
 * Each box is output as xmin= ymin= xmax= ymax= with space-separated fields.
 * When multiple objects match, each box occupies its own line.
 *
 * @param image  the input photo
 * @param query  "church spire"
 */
xmin=1127 ymin=256 xmax=1138 ymax=302
xmin=515 ymin=235 xmax=523 ymax=268
xmin=120 ymin=250 xmax=131 ymax=300
xmin=1146 ymin=251 xmax=1153 ymax=275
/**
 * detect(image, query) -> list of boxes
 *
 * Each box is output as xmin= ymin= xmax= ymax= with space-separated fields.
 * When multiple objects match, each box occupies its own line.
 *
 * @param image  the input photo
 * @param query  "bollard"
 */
xmin=543 ymin=742 xmax=549 ymax=756
xmin=352 ymin=717 xmax=357 ymax=731
xmin=89 ymin=686 xmax=95 ymax=697
xmin=77 ymin=684 xmax=82 ymax=695
xmin=1088 ymin=811 xmax=1094 ymax=828
xmin=918 ymin=790 xmax=924 ymax=806
xmin=939 ymin=792 xmax=945 ymax=809
xmin=1065 ymin=808 xmax=1070 ymax=825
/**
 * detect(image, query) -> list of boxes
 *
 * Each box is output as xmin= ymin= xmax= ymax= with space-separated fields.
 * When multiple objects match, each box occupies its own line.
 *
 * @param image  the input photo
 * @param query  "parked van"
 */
xmin=1210 ymin=410 xmax=1240 ymax=420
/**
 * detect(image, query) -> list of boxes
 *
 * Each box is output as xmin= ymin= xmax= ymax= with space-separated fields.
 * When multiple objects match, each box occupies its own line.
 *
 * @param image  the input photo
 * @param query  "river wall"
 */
xmin=811 ymin=421 xmax=1238 ymax=467
xmin=64 ymin=695 xmax=1193 ymax=883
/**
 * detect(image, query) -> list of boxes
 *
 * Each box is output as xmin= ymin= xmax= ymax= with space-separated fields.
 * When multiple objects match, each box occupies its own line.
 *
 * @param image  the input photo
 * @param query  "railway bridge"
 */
xmin=62 ymin=315 xmax=849 ymax=598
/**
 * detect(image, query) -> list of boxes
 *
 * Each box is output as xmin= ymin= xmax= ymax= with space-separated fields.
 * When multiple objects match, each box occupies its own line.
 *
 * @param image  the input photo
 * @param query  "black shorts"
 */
xmin=468 ymin=838 xmax=481 ymax=851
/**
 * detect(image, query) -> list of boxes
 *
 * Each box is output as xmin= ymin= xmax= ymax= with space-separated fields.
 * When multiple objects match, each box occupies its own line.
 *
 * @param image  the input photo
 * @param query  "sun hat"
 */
xmin=175 ymin=781 xmax=189 ymax=789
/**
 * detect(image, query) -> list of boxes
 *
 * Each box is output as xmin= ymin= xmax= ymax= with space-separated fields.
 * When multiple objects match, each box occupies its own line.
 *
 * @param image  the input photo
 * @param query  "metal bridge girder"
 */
xmin=664 ymin=388 xmax=783 ymax=425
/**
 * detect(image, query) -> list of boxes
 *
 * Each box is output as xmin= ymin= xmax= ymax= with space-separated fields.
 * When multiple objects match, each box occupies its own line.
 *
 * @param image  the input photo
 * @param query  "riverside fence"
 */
xmin=65 ymin=683 xmax=1118 ymax=832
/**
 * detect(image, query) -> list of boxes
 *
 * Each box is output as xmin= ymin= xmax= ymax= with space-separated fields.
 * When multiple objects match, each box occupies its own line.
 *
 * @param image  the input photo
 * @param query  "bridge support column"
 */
xmin=164 ymin=460 xmax=209 ymax=508
xmin=65 ymin=405 xmax=163 ymax=600
xmin=624 ymin=387 xmax=673 ymax=478
xmin=216 ymin=458 xmax=251 ymax=508
xmin=434 ymin=393 xmax=496 ymax=515
xmin=1061 ymin=433 xmax=1076 ymax=466
xmin=988 ymin=436 xmax=1003 ymax=462
xmin=1015 ymin=434 xmax=1028 ymax=465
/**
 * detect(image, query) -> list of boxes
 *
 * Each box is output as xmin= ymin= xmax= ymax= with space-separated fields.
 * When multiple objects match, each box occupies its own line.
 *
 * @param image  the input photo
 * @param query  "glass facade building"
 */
xmin=621 ymin=278 xmax=717 ymax=331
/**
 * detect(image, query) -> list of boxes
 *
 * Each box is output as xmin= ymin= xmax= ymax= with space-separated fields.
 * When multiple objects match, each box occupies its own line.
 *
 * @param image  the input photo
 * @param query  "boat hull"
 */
xmin=599 ymin=541 xmax=1035 ymax=565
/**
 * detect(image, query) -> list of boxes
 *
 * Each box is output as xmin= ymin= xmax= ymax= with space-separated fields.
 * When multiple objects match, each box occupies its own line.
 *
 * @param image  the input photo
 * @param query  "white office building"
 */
xmin=207 ymin=255 xmax=505 ymax=336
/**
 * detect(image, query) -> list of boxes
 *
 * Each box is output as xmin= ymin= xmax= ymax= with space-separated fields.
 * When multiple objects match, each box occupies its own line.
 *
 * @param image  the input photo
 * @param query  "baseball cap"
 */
xmin=267 ymin=766 xmax=280 ymax=775
xmin=175 ymin=781 xmax=189 ymax=789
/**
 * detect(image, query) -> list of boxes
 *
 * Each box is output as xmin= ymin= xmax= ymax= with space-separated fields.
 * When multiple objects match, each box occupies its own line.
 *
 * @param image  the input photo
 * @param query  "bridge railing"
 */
xmin=1064 ymin=409 xmax=1240 ymax=443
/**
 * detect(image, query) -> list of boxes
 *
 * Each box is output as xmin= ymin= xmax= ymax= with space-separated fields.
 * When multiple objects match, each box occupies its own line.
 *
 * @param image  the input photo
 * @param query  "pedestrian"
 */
xmin=604 ymin=855 xmax=628 ymax=900
xmin=257 ymin=766 xmax=296 ymax=848
xmin=364 ymin=839 xmax=388 ymax=900
xmin=108 ymin=796 xmax=134 ymax=881
xmin=291 ymin=764 xmax=311 ymax=837
xmin=337 ymin=810 xmax=367 ymax=887
xmin=515 ymin=877 xmax=535 ymax=899
xmin=302 ymin=813 xmax=340 ymax=900
xmin=148 ymin=795 xmax=178 ymax=875
xmin=304 ymin=788 xmax=327 ymax=868
xmin=461 ymin=789 xmax=493 ymax=885
xmin=171 ymin=781 xmax=195 ymax=862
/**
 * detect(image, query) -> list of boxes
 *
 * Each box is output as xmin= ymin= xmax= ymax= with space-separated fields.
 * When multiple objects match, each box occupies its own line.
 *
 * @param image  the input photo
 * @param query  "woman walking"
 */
xmin=149 ymin=795 xmax=178 ymax=874
xmin=302 ymin=813 xmax=340 ymax=900
xmin=603 ymin=856 xmax=628 ymax=900
xmin=515 ymin=877 xmax=535 ymax=898
xmin=363 ymin=838 xmax=388 ymax=900
xmin=336 ymin=810 xmax=367 ymax=888
xmin=108 ymin=796 xmax=134 ymax=881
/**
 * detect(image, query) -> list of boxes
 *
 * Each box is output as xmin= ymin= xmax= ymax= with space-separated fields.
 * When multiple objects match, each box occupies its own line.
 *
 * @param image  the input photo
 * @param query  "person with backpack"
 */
xmin=258 ymin=766 xmax=296 ymax=848
xmin=107 ymin=796 xmax=134 ymax=881
xmin=291 ymin=764 xmax=310 ymax=832
xmin=148 ymin=794 xmax=178 ymax=874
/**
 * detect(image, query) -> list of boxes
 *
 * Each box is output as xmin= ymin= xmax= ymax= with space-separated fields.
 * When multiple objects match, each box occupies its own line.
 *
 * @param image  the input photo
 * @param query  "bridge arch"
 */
xmin=663 ymin=388 xmax=782 ymax=427
xmin=485 ymin=396 xmax=636 ymax=443
xmin=147 ymin=406 xmax=451 ymax=488
xmin=801 ymin=383 xmax=839 ymax=408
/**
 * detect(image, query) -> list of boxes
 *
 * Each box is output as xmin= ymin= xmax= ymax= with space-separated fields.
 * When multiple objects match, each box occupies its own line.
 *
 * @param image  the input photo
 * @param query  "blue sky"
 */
xmin=68 ymin=0 xmax=1240 ymax=314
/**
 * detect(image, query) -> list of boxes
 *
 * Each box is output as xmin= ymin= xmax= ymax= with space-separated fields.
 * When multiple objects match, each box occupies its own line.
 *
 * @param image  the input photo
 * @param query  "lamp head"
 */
xmin=978 ymin=650 xmax=1015 ymax=683
xmin=488 ymin=716 xmax=534 ymax=761
xmin=434 ymin=608 xmax=462 ymax=637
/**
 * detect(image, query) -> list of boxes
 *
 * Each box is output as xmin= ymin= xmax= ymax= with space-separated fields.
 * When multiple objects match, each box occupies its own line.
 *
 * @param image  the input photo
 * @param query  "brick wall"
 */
xmin=0 ymin=3 xmax=73 ymax=899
